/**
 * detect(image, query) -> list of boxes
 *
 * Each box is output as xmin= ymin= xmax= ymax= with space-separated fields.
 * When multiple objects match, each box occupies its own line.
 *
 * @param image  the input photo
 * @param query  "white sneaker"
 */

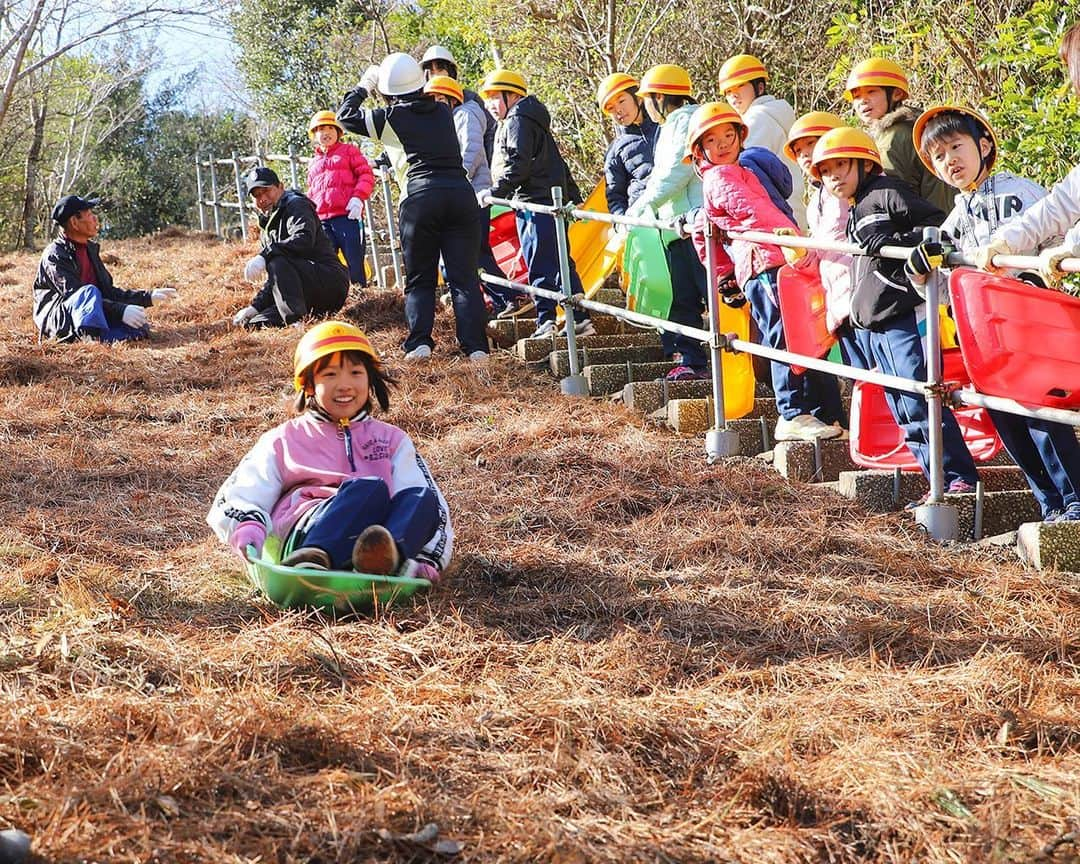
xmin=774 ymin=414 xmax=842 ymax=442
xmin=467 ymin=350 xmax=489 ymax=363
xmin=529 ymin=320 xmax=557 ymax=339
xmin=558 ymin=317 xmax=597 ymax=337
xmin=404 ymin=344 xmax=432 ymax=361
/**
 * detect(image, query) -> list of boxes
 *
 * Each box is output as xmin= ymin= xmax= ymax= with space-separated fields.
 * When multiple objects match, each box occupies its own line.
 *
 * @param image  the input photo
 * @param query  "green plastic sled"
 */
xmin=244 ymin=537 xmax=431 ymax=612
xmin=623 ymin=227 xmax=673 ymax=320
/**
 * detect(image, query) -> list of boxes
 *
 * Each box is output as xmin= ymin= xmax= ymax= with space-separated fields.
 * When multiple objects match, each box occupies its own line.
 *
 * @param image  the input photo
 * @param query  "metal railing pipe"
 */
xmin=551 ymin=186 xmax=588 ymax=395
xmin=700 ymin=223 xmax=740 ymax=459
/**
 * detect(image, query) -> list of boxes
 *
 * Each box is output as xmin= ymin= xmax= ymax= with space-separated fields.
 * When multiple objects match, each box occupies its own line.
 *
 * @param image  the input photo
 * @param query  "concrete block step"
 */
xmin=623 ymin=379 xmax=713 ymax=414
xmin=773 ymin=438 xmax=859 ymax=483
xmin=1017 ymin=521 xmax=1080 ymax=572
xmin=837 ymin=465 xmax=1033 ymax=513
xmin=514 ymin=331 xmax=662 ymax=363
xmin=661 ymin=396 xmax=785 ymax=437
xmin=941 ymin=489 xmax=1042 ymax=540
xmin=550 ymin=344 xmax=666 ymax=378
xmin=590 ymin=288 xmax=627 ymax=309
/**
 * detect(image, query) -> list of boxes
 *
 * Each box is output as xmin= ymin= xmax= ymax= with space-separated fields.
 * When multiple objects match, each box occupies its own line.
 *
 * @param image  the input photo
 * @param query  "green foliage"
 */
xmin=979 ymin=0 xmax=1080 ymax=188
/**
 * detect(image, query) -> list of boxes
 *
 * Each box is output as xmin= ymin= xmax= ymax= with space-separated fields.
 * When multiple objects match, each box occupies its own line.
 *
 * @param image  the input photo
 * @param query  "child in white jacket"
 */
xmin=208 ymin=321 xmax=452 ymax=577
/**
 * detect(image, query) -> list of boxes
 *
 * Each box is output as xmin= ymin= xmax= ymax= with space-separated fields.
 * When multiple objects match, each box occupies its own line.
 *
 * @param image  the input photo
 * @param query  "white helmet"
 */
xmin=378 ymin=52 xmax=425 ymax=96
xmin=421 ymin=45 xmax=456 ymax=68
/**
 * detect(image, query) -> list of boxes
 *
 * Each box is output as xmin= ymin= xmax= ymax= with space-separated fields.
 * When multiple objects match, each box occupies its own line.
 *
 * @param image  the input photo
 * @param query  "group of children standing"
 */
xmin=210 ymin=28 xmax=1080 ymax=584
xmin=597 ymin=40 xmax=1080 ymax=521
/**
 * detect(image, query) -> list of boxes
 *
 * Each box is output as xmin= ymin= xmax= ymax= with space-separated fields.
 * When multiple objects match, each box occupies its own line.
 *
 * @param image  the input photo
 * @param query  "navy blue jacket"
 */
xmin=739 ymin=146 xmax=794 ymax=223
xmin=603 ymin=115 xmax=659 ymax=215
xmin=490 ymin=95 xmax=581 ymax=205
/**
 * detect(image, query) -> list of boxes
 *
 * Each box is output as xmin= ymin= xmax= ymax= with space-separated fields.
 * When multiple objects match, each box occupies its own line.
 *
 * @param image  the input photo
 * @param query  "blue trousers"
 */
xmin=744 ymin=267 xmax=844 ymax=423
xmin=321 ymin=215 xmax=367 ymax=287
xmin=663 ymin=237 xmax=709 ymax=367
xmin=478 ymin=206 xmax=516 ymax=312
xmin=989 ymin=410 xmax=1080 ymax=516
xmin=864 ymin=310 xmax=978 ymax=486
xmin=65 ymin=284 xmax=148 ymax=342
xmin=516 ymin=209 xmax=587 ymax=326
xmin=292 ymin=478 xmax=440 ymax=571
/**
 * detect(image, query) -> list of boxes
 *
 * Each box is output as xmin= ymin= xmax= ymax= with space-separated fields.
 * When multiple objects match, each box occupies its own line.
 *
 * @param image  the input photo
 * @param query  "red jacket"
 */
xmin=306 ymin=140 xmax=375 ymax=220
xmin=692 ymin=160 xmax=796 ymax=287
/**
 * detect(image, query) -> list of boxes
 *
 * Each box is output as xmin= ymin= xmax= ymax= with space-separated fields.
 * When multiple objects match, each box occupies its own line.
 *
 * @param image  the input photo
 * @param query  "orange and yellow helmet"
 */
xmin=293 ymin=321 xmax=378 ymax=391
xmin=783 ymin=111 xmax=845 ymax=162
xmin=844 ymin=58 xmax=910 ymax=101
xmin=596 ymin=72 xmax=639 ymax=113
xmin=424 ymin=75 xmax=464 ymax=105
xmin=716 ymin=54 xmax=768 ymax=93
xmin=683 ymin=101 xmax=745 ymax=163
xmin=809 ymin=127 xmax=882 ymax=179
xmin=637 ymin=64 xmax=693 ymax=98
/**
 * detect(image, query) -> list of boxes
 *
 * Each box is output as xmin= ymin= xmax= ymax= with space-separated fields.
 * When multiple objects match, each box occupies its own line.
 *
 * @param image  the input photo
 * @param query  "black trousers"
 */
xmin=399 ymin=184 xmax=488 ymax=355
xmin=250 ymin=257 xmax=349 ymax=327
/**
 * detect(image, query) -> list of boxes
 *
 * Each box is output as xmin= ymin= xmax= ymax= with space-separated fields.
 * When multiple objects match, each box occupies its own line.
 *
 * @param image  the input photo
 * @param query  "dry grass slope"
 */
xmin=0 ymin=231 xmax=1077 ymax=863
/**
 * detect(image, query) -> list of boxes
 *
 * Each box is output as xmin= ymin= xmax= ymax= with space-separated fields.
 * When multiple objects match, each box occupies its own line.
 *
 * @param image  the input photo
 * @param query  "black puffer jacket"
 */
xmin=490 ymin=95 xmax=581 ymax=205
xmin=252 ymin=189 xmax=347 ymax=310
xmin=603 ymin=115 xmax=659 ymax=215
xmin=33 ymin=235 xmax=152 ymax=342
xmin=847 ymin=173 xmax=945 ymax=330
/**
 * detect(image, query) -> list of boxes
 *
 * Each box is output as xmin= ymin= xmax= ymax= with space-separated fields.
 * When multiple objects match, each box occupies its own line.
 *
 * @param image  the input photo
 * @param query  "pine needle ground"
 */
xmin=0 ymin=231 xmax=1077 ymax=863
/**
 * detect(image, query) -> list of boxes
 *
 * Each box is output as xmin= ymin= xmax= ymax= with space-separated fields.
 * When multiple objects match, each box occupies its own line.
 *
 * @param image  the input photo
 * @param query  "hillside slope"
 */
xmin=0 ymin=232 xmax=1077 ymax=863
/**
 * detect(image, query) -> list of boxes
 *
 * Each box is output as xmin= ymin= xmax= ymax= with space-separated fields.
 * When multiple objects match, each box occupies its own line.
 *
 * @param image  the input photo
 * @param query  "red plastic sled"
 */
xmin=489 ymin=209 xmax=528 ymax=283
xmin=778 ymin=263 xmax=836 ymax=374
xmin=849 ymin=348 xmax=1002 ymax=470
xmin=949 ymin=268 xmax=1080 ymax=409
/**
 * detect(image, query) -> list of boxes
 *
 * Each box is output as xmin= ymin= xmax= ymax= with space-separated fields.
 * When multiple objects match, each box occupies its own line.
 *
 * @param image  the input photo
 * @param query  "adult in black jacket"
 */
xmin=233 ymin=167 xmax=349 ymax=329
xmin=339 ymin=53 xmax=489 ymax=361
xmin=481 ymin=69 xmax=592 ymax=339
xmin=33 ymin=195 xmax=176 ymax=343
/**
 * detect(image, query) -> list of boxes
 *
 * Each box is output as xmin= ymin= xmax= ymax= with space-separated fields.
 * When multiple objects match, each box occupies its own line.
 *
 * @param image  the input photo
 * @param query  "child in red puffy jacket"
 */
xmin=306 ymin=110 xmax=375 ymax=289
xmin=684 ymin=102 xmax=844 ymax=443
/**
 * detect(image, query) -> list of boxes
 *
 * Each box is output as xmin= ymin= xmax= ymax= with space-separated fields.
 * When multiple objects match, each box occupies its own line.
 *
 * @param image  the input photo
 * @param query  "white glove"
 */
xmin=122 ymin=305 xmax=148 ymax=328
xmin=232 ymin=305 xmax=258 ymax=326
xmin=476 ymin=188 xmax=491 ymax=208
xmin=244 ymin=254 xmax=267 ymax=283
xmin=972 ymin=238 xmax=1012 ymax=273
xmin=1038 ymin=242 xmax=1077 ymax=289
xmin=347 ymin=197 xmax=364 ymax=220
xmin=151 ymin=287 xmax=177 ymax=304
xmin=360 ymin=65 xmax=380 ymax=93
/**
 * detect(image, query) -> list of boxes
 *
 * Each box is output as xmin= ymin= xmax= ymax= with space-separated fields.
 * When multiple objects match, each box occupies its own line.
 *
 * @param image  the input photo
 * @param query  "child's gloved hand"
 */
xmin=151 ymin=287 xmax=177 ymax=304
xmin=244 ymin=254 xmax=267 ymax=283
xmin=1037 ymin=242 xmax=1077 ymax=289
xmin=718 ymin=274 xmax=746 ymax=308
xmin=229 ymin=521 xmax=266 ymax=561
xmin=904 ymin=239 xmax=945 ymax=283
xmin=122 ymin=305 xmax=148 ymax=328
xmin=773 ymin=227 xmax=806 ymax=264
xmin=972 ymin=237 xmax=1011 ymax=273
xmin=347 ymin=197 xmax=364 ymax=220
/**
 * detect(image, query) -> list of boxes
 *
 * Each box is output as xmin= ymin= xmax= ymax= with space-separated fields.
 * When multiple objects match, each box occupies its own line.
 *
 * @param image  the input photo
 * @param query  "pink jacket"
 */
xmin=207 ymin=410 xmax=453 ymax=574
xmin=692 ymin=160 xmax=796 ymax=287
xmin=793 ymin=184 xmax=853 ymax=332
xmin=306 ymin=140 xmax=375 ymax=220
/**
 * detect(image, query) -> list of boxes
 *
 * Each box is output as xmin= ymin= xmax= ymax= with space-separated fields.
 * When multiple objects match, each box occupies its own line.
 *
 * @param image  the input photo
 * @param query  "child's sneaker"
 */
xmin=281 ymin=546 xmax=332 ymax=570
xmin=468 ymin=350 xmax=489 ymax=364
xmin=774 ymin=414 xmax=842 ymax=442
xmin=497 ymin=297 xmax=535 ymax=318
xmin=946 ymin=478 xmax=977 ymax=494
xmin=529 ymin=320 xmax=557 ymax=338
xmin=1055 ymin=501 xmax=1080 ymax=522
xmin=558 ymin=317 xmax=596 ymax=338
xmin=351 ymin=525 xmax=400 ymax=575
xmin=665 ymin=365 xmax=710 ymax=381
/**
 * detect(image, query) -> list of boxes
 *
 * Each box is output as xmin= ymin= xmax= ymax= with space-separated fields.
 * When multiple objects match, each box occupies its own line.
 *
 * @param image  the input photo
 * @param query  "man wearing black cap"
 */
xmin=232 ymin=166 xmax=349 ymax=329
xmin=32 ymin=195 xmax=177 ymax=342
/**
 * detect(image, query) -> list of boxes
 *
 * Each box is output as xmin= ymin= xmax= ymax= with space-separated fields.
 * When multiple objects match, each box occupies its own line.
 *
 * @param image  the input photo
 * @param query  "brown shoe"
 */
xmin=351 ymin=525 xmax=400 ymax=575
xmin=281 ymin=546 xmax=332 ymax=569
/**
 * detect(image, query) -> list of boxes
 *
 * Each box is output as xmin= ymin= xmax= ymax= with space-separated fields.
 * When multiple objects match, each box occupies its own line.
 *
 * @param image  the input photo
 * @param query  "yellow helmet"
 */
xmin=293 ymin=321 xmax=379 ymax=391
xmin=912 ymin=104 xmax=998 ymax=179
xmin=637 ymin=64 xmax=693 ymax=98
xmin=479 ymin=69 xmax=527 ymax=98
xmin=783 ymin=111 xmax=845 ymax=162
xmin=844 ymin=58 xmax=910 ymax=101
xmin=308 ymin=110 xmax=345 ymax=138
xmin=716 ymin=54 xmax=768 ymax=93
xmin=683 ymin=102 xmax=745 ymax=163
xmin=809 ymin=127 xmax=882 ymax=179
xmin=424 ymin=74 xmax=464 ymax=105
xmin=596 ymin=72 xmax=639 ymax=112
